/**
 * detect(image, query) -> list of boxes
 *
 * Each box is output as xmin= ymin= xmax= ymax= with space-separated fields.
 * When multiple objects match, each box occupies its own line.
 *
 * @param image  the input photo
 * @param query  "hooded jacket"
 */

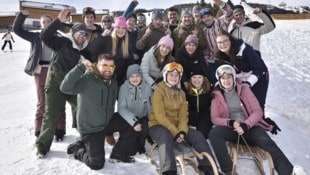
xmin=118 ymin=79 xmax=152 ymax=126
xmin=148 ymin=81 xmax=188 ymax=137
xmin=211 ymin=81 xmax=272 ymax=131
xmin=228 ymin=10 xmax=276 ymax=52
xmin=60 ymin=63 xmax=118 ymax=134
xmin=40 ymin=19 xmax=88 ymax=75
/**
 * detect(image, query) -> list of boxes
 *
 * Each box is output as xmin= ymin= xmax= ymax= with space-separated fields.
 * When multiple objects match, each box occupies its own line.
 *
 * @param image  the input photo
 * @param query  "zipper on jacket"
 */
xmin=196 ymin=94 xmax=200 ymax=113
xmin=135 ymin=86 xmax=137 ymax=100
xmin=101 ymin=89 xmax=103 ymax=106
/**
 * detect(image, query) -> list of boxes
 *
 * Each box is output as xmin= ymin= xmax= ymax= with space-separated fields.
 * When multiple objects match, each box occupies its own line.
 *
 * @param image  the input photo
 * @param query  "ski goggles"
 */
xmin=99 ymin=64 xmax=116 ymax=70
xmin=216 ymin=65 xmax=235 ymax=79
xmin=165 ymin=62 xmax=183 ymax=73
xmin=75 ymin=30 xmax=88 ymax=37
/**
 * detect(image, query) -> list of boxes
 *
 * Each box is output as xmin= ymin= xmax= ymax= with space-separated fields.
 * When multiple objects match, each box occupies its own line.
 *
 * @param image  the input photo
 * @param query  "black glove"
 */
xmin=264 ymin=117 xmax=281 ymax=135
xmin=228 ymin=120 xmax=235 ymax=128
xmin=174 ymin=131 xmax=186 ymax=141
xmin=239 ymin=123 xmax=249 ymax=132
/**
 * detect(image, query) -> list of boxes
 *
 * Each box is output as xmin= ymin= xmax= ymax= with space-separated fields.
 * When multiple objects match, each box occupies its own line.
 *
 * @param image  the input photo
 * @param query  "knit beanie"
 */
xmin=126 ymin=64 xmax=142 ymax=79
xmin=71 ymin=22 xmax=88 ymax=34
xmin=233 ymin=5 xmax=245 ymax=15
xmin=83 ymin=7 xmax=96 ymax=19
xmin=157 ymin=35 xmax=174 ymax=50
xmin=181 ymin=9 xmax=192 ymax=18
xmin=152 ymin=10 xmax=164 ymax=20
xmin=184 ymin=34 xmax=198 ymax=46
xmin=215 ymin=65 xmax=236 ymax=89
xmin=114 ymin=16 xmax=128 ymax=28
xmin=126 ymin=13 xmax=137 ymax=21
xmin=190 ymin=65 xmax=206 ymax=77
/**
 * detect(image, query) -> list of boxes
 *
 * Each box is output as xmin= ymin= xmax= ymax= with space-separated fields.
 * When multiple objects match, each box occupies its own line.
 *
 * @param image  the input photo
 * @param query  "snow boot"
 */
xmin=198 ymin=165 xmax=214 ymax=175
xmin=162 ymin=170 xmax=177 ymax=175
xmin=109 ymin=152 xmax=135 ymax=163
xmin=67 ymin=140 xmax=84 ymax=154
xmin=55 ymin=129 xmax=65 ymax=141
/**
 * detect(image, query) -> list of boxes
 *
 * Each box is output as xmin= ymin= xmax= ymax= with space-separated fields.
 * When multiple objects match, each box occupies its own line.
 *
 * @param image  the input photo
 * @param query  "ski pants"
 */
xmin=36 ymin=70 xmax=77 ymax=153
xmin=208 ymin=126 xmax=293 ymax=174
xmin=1 ymin=40 xmax=12 ymax=50
xmin=251 ymin=72 xmax=269 ymax=113
xmin=149 ymin=126 xmax=212 ymax=174
xmin=34 ymin=66 xmax=66 ymax=135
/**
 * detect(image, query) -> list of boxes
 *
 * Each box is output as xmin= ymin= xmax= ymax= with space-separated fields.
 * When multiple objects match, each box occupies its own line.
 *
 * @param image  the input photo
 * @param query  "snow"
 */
xmin=0 ymin=19 xmax=309 ymax=175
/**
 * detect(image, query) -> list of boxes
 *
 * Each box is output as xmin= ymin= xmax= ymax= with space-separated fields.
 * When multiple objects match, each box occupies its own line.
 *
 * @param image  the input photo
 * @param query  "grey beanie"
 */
xmin=71 ymin=22 xmax=88 ymax=34
xmin=126 ymin=64 xmax=143 ymax=79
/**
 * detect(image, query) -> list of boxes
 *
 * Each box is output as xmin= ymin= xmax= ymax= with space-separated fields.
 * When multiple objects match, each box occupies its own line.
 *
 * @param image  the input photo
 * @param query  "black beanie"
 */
xmin=189 ymin=65 xmax=207 ymax=77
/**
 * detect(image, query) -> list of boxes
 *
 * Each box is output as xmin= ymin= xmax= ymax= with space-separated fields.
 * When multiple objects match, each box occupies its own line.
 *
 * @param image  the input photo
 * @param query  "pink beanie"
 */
xmin=114 ymin=16 xmax=127 ymax=28
xmin=157 ymin=35 xmax=174 ymax=50
xmin=184 ymin=34 xmax=198 ymax=46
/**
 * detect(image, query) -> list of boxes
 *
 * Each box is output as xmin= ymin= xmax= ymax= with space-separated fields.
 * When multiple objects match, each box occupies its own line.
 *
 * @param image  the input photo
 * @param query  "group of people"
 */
xmin=11 ymin=0 xmax=305 ymax=174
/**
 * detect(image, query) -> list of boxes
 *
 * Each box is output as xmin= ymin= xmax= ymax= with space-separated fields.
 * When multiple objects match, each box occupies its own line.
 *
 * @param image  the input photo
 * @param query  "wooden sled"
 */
xmin=146 ymin=142 xmax=218 ymax=175
xmin=228 ymin=143 xmax=275 ymax=175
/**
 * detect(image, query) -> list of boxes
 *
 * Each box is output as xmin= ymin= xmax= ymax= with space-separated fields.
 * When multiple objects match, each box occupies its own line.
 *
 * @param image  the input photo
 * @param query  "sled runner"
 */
xmin=228 ymin=142 xmax=275 ymax=175
xmin=146 ymin=142 xmax=218 ymax=175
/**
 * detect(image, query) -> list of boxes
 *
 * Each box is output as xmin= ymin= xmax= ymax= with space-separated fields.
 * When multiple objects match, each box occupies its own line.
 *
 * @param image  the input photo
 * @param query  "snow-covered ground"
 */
xmin=0 ymin=19 xmax=309 ymax=175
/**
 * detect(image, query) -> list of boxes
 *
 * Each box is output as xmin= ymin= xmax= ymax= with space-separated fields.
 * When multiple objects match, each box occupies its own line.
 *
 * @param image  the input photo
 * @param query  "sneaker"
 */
xmin=105 ymin=134 xmax=116 ymax=145
xmin=198 ymin=165 xmax=214 ymax=175
xmin=109 ymin=152 xmax=135 ymax=163
xmin=67 ymin=141 xmax=84 ymax=154
xmin=292 ymin=165 xmax=306 ymax=175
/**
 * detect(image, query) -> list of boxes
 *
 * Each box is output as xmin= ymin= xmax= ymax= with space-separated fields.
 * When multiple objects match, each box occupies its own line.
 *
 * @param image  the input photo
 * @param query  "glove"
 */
xmin=228 ymin=120 xmax=235 ymax=128
xmin=239 ymin=123 xmax=249 ymax=132
xmin=174 ymin=131 xmax=186 ymax=142
xmin=264 ymin=118 xmax=281 ymax=135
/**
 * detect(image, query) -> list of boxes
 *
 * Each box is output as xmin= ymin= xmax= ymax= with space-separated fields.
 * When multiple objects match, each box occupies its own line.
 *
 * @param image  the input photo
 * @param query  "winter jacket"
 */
xmin=60 ymin=63 xmax=118 ymax=134
xmin=148 ymin=81 xmax=188 ymax=137
xmin=118 ymin=79 xmax=152 ymax=126
xmin=216 ymin=39 xmax=268 ymax=87
xmin=85 ymin=35 xmax=135 ymax=86
xmin=12 ymin=12 xmax=43 ymax=76
xmin=203 ymin=2 xmax=233 ymax=63
xmin=172 ymin=23 xmax=206 ymax=52
xmin=228 ymin=10 xmax=275 ymax=52
xmin=211 ymin=82 xmax=272 ymax=131
xmin=175 ymin=47 xmax=208 ymax=83
xmin=136 ymin=23 xmax=166 ymax=53
xmin=141 ymin=46 xmax=174 ymax=87
xmin=40 ymin=19 xmax=88 ymax=74
xmin=186 ymin=87 xmax=211 ymax=114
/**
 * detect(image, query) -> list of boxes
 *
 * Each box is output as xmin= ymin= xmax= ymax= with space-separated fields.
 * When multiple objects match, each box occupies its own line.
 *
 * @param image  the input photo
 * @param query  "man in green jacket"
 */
xmin=60 ymin=53 xmax=118 ymax=170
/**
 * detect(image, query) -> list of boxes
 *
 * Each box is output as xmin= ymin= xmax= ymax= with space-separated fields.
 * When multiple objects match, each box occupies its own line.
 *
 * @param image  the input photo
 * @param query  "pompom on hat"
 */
xmin=114 ymin=16 xmax=128 ymax=28
xmin=157 ymin=35 xmax=174 ymax=51
xmin=184 ymin=34 xmax=198 ymax=46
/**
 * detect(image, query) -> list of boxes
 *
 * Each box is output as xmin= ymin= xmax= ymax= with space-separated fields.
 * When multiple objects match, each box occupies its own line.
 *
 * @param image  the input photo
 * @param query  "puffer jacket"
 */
xmin=228 ymin=10 xmax=275 ymax=52
xmin=211 ymin=81 xmax=272 ymax=131
xmin=118 ymin=79 xmax=152 ymax=126
xmin=60 ymin=63 xmax=118 ymax=134
xmin=148 ymin=81 xmax=188 ymax=137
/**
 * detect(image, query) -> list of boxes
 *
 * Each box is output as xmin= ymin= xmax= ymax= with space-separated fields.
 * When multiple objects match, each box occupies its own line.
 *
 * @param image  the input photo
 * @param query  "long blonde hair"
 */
xmin=111 ymin=28 xmax=130 ymax=58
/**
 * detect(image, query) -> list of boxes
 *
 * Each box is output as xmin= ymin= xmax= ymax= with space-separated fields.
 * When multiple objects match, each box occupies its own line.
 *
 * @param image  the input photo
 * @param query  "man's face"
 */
xmin=233 ymin=12 xmax=245 ymax=24
xmin=96 ymin=59 xmax=115 ymax=80
xmin=168 ymin=11 xmax=178 ymax=23
xmin=40 ymin=16 xmax=52 ymax=29
xmin=84 ymin=14 xmax=95 ymax=26
xmin=73 ymin=30 xmax=88 ymax=46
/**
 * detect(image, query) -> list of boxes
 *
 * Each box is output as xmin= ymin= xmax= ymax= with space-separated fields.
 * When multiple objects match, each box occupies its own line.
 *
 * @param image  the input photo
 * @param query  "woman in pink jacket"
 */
xmin=208 ymin=65 xmax=296 ymax=175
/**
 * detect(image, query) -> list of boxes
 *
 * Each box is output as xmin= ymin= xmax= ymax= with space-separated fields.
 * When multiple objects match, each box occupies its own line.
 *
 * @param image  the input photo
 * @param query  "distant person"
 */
xmin=1 ymin=29 xmax=15 ymax=52
xmin=228 ymin=4 xmax=275 ymax=57
xmin=101 ymin=15 xmax=114 ymax=36
xmin=192 ymin=4 xmax=203 ymax=27
xmin=62 ymin=54 xmax=118 ymax=170
xmin=209 ymin=64 xmax=305 ymax=175
xmin=35 ymin=9 xmax=89 ymax=158
xmin=12 ymin=9 xmax=66 ymax=140
xmin=166 ymin=7 xmax=179 ymax=33
xmin=82 ymin=7 xmax=103 ymax=41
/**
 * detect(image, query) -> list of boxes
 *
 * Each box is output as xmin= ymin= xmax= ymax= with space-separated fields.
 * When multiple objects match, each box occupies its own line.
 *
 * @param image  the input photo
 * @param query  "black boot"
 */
xmin=162 ymin=170 xmax=177 ymax=175
xmin=67 ymin=141 xmax=84 ymax=154
xmin=109 ymin=152 xmax=135 ymax=163
xmin=198 ymin=165 xmax=214 ymax=175
xmin=55 ymin=129 xmax=65 ymax=141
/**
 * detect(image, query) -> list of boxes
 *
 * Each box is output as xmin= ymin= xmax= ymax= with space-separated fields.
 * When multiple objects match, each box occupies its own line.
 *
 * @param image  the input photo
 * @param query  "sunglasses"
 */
xmin=99 ymin=64 xmax=115 ymax=70
xmin=75 ymin=30 xmax=88 ymax=37
xmin=166 ymin=62 xmax=183 ymax=72
xmin=83 ymin=7 xmax=95 ymax=13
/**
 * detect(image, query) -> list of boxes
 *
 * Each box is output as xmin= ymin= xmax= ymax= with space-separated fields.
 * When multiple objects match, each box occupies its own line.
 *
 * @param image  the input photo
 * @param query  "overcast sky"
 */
xmin=0 ymin=0 xmax=309 ymax=12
